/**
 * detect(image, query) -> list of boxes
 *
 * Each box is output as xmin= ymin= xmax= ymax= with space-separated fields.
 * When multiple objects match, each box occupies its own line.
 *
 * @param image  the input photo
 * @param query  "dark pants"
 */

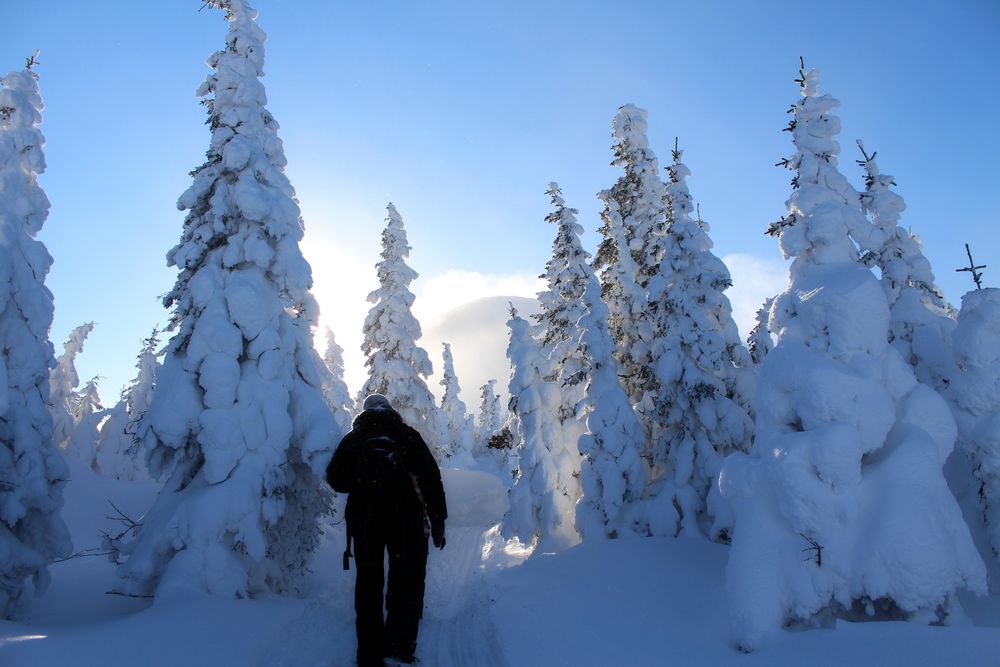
xmin=352 ymin=509 xmax=429 ymax=666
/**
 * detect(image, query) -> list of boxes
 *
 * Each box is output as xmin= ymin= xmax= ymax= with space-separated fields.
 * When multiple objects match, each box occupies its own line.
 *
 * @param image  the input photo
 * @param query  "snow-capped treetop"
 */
xmin=769 ymin=64 xmax=874 ymax=271
xmin=167 ymin=0 xmax=317 ymax=340
xmin=0 ymin=61 xmax=72 ymax=616
xmin=475 ymin=379 xmax=502 ymax=448
xmin=359 ymin=203 xmax=439 ymax=446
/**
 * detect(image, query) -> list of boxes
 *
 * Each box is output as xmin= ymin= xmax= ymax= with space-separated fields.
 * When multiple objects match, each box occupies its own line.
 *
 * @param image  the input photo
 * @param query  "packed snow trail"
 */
xmin=418 ymin=525 xmax=508 ymax=666
xmin=268 ymin=468 xmax=510 ymax=667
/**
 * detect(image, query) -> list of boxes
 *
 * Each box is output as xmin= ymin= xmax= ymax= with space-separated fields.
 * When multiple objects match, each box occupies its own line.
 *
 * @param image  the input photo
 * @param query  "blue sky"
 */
xmin=4 ymin=0 xmax=998 ymax=400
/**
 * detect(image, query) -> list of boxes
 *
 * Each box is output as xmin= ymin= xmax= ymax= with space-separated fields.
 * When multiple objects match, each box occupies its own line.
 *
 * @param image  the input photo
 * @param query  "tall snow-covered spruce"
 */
xmin=0 ymin=62 xmax=72 ymax=617
xmin=116 ymin=0 xmax=338 ymax=598
xmin=530 ymin=183 xmax=589 ymax=522
xmin=502 ymin=308 xmax=578 ymax=551
xmin=638 ymin=144 xmax=754 ymax=539
xmin=358 ymin=203 xmax=441 ymax=453
xmin=720 ymin=63 xmax=985 ymax=651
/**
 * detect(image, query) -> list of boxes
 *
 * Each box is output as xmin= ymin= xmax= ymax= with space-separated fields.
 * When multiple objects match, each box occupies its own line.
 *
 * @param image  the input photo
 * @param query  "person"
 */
xmin=327 ymin=394 xmax=447 ymax=667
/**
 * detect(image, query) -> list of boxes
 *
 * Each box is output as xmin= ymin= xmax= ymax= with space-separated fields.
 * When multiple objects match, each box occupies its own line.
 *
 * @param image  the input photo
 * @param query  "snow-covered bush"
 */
xmin=115 ymin=0 xmax=338 ymax=599
xmin=638 ymin=144 xmax=754 ymax=539
xmin=502 ymin=309 xmax=579 ymax=551
xmin=0 ymin=63 xmax=72 ymax=617
xmin=721 ymin=64 xmax=984 ymax=651
xmin=358 ymin=203 xmax=442 ymax=453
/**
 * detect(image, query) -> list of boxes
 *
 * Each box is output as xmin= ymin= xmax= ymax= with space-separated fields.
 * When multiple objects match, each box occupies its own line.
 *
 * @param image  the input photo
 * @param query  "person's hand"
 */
xmin=431 ymin=520 xmax=446 ymax=550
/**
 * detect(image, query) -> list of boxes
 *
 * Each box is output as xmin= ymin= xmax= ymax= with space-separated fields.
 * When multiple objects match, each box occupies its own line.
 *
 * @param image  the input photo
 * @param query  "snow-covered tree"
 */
xmin=0 ymin=62 xmax=72 ymax=617
xmin=948 ymin=288 xmax=1000 ymax=571
xmin=474 ymin=380 xmax=501 ymax=456
xmin=721 ymin=64 xmax=985 ymax=651
xmin=501 ymin=308 xmax=578 ymax=551
xmin=115 ymin=0 xmax=338 ymax=599
xmin=439 ymin=343 xmax=475 ymax=466
xmin=96 ymin=328 xmax=161 ymax=481
xmin=358 ymin=203 xmax=441 ymax=453
xmin=575 ymin=276 xmax=646 ymax=539
xmin=746 ymin=298 xmax=774 ymax=365
xmin=49 ymin=321 xmax=94 ymax=449
xmin=320 ymin=326 xmax=353 ymax=435
xmin=857 ymin=141 xmax=956 ymax=391
xmin=638 ymin=144 xmax=754 ymax=539
xmin=66 ymin=377 xmax=105 ymax=472
xmin=530 ymin=183 xmax=589 ymax=513
xmin=592 ymin=105 xmax=665 ymax=406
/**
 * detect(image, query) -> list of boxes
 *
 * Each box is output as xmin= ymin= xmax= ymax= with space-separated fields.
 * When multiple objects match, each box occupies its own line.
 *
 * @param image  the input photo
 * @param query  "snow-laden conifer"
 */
xmin=116 ymin=0 xmax=338 ymax=598
xmin=639 ymin=145 xmax=754 ymax=538
xmin=358 ymin=203 xmax=441 ymax=453
xmin=321 ymin=326 xmax=353 ymax=436
xmin=746 ymin=298 xmax=774 ymax=365
xmin=948 ymin=288 xmax=1000 ymax=570
xmin=592 ymin=105 xmax=664 ymax=405
xmin=66 ymin=377 xmax=104 ymax=472
xmin=0 ymin=62 xmax=72 ymax=617
xmin=531 ymin=183 xmax=588 ymax=513
xmin=49 ymin=322 xmax=94 ymax=449
xmin=501 ymin=308 xmax=578 ymax=551
xmin=475 ymin=380 xmax=500 ymax=452
xmin=721 ymin=64 xmax=985 ymax=651
xmin=575 ymin=276 xmax=646 ymax=539
xmin=439 ymin=343 xmax=475 ymax=466
xmin=857 ymin=142 xmax=956 ymax=391
xmin=96 ymin=328 xmax=161 ymax=481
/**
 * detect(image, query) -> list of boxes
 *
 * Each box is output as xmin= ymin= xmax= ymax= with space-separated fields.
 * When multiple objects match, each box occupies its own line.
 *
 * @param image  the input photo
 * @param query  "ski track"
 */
xmin=418 ymin=525 xmax=508 ymax=667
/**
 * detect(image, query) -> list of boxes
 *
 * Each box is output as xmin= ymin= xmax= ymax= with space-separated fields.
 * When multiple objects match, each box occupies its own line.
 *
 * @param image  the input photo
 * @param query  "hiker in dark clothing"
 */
xmin=327 ymin=394 xmax=447 ymax=667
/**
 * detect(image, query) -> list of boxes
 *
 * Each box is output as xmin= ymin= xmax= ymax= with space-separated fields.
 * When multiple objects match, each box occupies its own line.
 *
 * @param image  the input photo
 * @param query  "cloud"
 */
xmin=721 ymin=253 xmax=789 ymax=340
xmin=413 ymin=270 xmax=545 ymax=330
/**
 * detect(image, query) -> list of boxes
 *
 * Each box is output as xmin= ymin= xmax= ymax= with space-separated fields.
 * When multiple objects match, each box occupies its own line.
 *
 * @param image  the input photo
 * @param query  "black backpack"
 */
xmin=354 ymin=433 xmax=411 ymax=508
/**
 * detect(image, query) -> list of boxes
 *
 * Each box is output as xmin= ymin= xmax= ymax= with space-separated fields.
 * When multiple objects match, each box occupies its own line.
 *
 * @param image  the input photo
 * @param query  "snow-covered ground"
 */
xmin=2 ymin=462 xmax=999 ymax=666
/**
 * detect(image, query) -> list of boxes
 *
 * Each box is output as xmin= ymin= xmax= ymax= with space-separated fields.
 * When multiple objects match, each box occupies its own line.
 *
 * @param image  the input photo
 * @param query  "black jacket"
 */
xmin=327 ymin=408 xmax=447 ymax=527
